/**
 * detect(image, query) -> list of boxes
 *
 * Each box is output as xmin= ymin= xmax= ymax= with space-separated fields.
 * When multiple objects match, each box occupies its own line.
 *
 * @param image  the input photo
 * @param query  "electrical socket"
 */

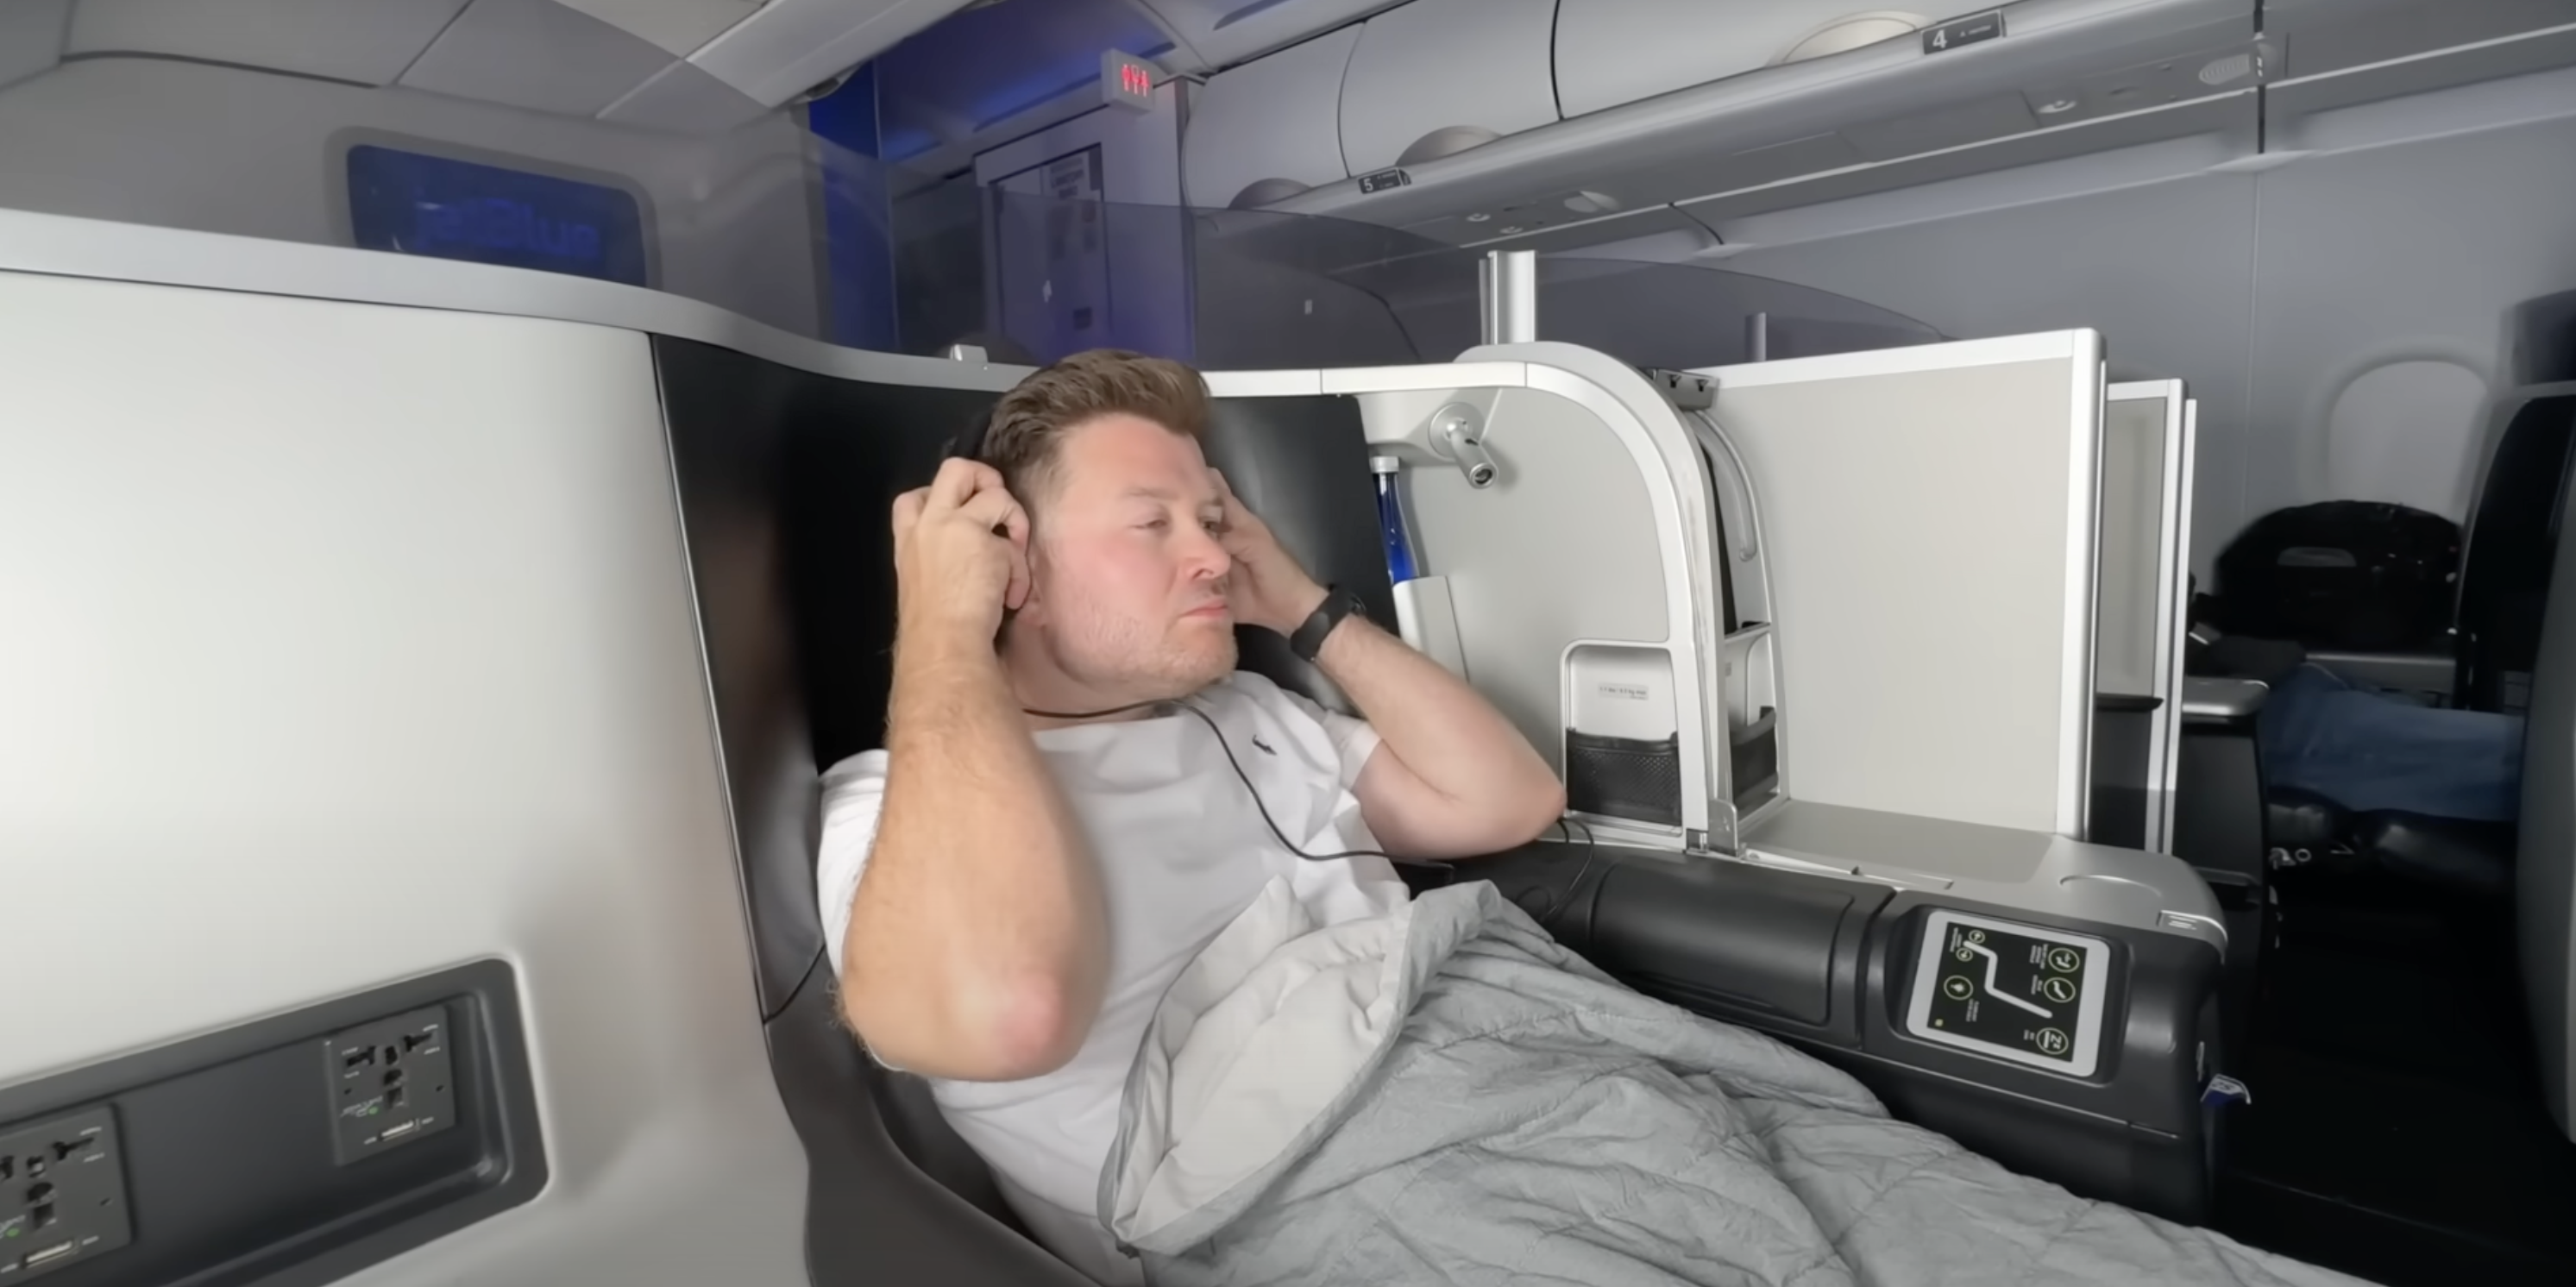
xmin=0 ymin=1105 xmax=132 ymax=1279
xmin=324 ymin=1004 xmax=457 ymax=1165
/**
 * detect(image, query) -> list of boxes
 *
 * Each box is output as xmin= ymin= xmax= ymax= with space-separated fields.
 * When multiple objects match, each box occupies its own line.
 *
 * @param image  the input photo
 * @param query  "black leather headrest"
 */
xmin=1199 ymin=395 xmax=1398 ymax=718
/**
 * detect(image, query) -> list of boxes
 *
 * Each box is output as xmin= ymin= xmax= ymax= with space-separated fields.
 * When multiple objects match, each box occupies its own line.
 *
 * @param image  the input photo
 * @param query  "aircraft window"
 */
xmin=2324 ymin=359 xmax=2489 ymax=521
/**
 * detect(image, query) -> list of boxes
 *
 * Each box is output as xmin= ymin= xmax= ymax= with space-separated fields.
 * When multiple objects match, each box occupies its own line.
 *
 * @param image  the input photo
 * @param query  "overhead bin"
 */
xmin=2265 ymin=0 xmax=2576 ymax=83
xmin=1556 ymin=1 xmax=1935 ymax=118
xmin=1139 ymin=0 xmax=1408 ymax=71
xmin=1336 ymin=0 xmax=1562 ymax=175
xmin=1183 ymin=24 xmax=1361 ymax=210
xmin=1256 ymin=0 xmax=2258 ymax=248
xmin=2263 ymin=0 xmax=2576 ymax=136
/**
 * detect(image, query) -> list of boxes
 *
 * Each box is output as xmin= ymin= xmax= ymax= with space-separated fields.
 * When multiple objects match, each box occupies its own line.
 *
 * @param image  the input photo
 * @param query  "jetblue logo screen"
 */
xmin=347 ymin=145 xmax=650 ymax=287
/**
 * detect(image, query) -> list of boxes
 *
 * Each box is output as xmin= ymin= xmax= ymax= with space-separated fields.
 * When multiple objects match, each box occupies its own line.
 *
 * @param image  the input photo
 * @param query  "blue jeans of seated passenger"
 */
xmin=2258 ymin=662 xmax=2525 ymax=823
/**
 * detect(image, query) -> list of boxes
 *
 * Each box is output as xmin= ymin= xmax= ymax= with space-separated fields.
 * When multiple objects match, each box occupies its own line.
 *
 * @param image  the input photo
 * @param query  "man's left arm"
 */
xmin=1310 ymin=610 xmax=1568 ymax=858
xmin=1211 ymin=468 xmax=1564 ymax=859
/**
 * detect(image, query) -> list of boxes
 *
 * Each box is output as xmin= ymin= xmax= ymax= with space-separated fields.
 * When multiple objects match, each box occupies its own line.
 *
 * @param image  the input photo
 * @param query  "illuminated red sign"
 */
xmin=1103 ymin=50 xmax=1157 ymax=111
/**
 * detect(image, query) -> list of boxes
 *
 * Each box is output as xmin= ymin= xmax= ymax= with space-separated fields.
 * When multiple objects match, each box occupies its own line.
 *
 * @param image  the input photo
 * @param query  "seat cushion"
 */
xmin=2350 ymin=811 xmax=2516 ymax=897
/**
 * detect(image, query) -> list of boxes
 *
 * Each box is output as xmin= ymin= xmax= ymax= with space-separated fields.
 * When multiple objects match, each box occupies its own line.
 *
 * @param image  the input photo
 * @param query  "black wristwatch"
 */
xmin=1287 ymin=585 xmax=1365 ymax=662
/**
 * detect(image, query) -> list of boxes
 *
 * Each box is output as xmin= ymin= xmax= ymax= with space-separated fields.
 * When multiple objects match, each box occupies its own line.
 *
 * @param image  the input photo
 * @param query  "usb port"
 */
xmin=380 ymin=1120 xmax=418 ymax=1141
xmin=30 ymin=1202 xmax=55 ymax=1230
xmin=386 ymin=1085 xmax=407 ymax=1110
xmin=25 ymin=1240 xmax=78 ymax=1268
xmin=342 ymin=1046 xmax=375 ymax=1073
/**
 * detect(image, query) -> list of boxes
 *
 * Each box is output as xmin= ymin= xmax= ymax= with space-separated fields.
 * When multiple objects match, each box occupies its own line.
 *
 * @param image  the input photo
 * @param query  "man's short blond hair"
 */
xmin=977 ymin=348 xmax=1211 ymax=506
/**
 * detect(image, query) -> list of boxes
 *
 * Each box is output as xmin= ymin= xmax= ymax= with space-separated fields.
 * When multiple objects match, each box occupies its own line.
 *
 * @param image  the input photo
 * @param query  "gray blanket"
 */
xmin=1097 ymin=878 xmax=2368 ymax=1287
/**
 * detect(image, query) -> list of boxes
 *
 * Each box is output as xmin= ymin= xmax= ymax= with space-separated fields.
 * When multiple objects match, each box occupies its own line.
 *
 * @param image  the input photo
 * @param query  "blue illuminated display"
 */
xmin=346 ymin=144 xmax=650 ymax=287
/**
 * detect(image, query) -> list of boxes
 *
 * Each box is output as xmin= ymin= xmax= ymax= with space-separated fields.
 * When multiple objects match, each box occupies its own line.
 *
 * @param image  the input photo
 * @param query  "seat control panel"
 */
xmin=1904 ymin=910 xmax=2111 ymax=1078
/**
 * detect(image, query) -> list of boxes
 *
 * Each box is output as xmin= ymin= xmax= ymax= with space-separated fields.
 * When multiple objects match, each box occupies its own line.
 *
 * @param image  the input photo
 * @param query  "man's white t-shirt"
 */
xmin=815 ymin=670 xmax=1411 ymax=1284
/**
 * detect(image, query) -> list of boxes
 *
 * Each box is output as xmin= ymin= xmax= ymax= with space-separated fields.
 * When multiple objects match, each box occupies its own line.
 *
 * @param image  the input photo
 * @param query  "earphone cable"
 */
xmin=1020 ymin=695 xmax=1594 ymax=888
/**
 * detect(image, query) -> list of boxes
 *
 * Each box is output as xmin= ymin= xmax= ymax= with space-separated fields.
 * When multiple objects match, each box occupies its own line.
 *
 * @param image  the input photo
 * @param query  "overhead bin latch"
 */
xmin=1643 ymin=368 xmax=1714 ymax=412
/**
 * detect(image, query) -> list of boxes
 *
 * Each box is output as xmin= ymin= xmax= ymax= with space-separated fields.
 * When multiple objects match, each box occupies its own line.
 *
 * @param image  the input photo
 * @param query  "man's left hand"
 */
xmin=1212 ymin=468 xmax=1329 ymax=636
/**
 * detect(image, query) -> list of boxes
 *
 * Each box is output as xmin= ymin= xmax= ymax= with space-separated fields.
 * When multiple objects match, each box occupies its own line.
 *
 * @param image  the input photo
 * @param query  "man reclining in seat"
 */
xmin=818 ymin=348 xmax=1563 ymax=1281
xmin=820 ymin=351 xmax=2371 ymax=1287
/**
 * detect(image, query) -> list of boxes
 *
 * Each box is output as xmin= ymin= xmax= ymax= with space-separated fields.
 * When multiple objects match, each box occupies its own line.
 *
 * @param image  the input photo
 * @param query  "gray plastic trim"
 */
xmin=2180 ymin=676 xmax=2268 ymax=720
xmin=0 ymin=205 xmax=1029 ymax=392
xmin=2105 ymin=380 xmax=2192 ymax=854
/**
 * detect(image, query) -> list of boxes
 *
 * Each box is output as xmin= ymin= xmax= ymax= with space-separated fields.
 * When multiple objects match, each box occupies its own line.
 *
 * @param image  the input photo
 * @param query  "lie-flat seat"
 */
xmin=2214 ymin=392 xmax=2575 ymax=898
xmin=2190 ymin=625 xmax=2521 ymax=897
xmin=807 ymin=388 xmax=1404 ymax=1236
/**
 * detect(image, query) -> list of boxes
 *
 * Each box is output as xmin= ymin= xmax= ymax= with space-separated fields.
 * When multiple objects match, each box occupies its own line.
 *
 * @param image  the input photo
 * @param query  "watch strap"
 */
xmin=1288 ymin=586 xmax=1360 ymax=662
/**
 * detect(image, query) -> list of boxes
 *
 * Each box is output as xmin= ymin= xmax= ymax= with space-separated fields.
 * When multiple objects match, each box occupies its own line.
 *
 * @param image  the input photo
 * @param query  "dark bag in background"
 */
xmin=2214 ymin=500 xmax=2461 ymax=650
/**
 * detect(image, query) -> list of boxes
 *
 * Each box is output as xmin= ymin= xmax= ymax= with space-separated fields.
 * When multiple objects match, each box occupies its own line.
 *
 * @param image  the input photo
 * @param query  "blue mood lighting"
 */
xmin=346 ymin=145 xmax=650 ymax=287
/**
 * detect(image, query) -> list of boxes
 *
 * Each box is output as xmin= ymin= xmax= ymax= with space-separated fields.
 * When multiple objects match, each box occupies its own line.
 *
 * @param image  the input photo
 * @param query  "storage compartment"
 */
xmin=1459 ymin=840 xmax=2227 ymax=1224
xmin=1266 ymin=0 xmax=2258 ymax=248
xmin=1337 ymin=0 xmax=1561 ymax=175
xmin=1590 ymin=853 xmax=1873 ymax=1027
xmin=2265 ymin=0 xmax=2576 ymax=82
xmin=1183 ymin=23 xmax=1361 ymax=210
xmin=1563 ymin=642 xmax=1685 ymax=829
xmin=1136 ymin=0 xmax=1405 ymax=71
xmin=1555 ymin=0 xmax=1931 ymax=118
xmin=1721 ymin=624 xmax=1782 ymax=813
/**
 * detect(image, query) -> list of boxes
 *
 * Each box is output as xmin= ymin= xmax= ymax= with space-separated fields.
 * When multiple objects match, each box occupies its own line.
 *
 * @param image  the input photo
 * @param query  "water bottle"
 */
xmin=1371 ymin=455 xmax=1418 ymax=584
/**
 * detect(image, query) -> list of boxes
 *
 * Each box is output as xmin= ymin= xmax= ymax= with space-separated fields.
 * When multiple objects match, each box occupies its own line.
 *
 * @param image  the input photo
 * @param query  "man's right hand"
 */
xmin=852 ymin=459 xmax=1106 ymax=1083
xmin=889 ymin=458 xmax=1031 ymax=644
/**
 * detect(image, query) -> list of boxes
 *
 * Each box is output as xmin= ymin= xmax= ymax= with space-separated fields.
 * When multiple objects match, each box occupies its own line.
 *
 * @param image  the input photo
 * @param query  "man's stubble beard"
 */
xmin=1045 ymin=606 xmax=1237 ymax=704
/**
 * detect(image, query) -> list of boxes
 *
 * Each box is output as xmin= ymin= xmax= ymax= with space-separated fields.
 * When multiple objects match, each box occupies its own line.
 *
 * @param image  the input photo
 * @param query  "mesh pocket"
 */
xmin=1566 ymin=731 xmax=1683 ymax=826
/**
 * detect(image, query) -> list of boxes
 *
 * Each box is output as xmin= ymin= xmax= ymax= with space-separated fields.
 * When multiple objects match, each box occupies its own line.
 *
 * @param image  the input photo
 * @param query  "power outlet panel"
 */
xmin=0 ymin=1106 xmax=132 ymax=1279
xmin=324 ymin=1005 xmax=457 ymax=1165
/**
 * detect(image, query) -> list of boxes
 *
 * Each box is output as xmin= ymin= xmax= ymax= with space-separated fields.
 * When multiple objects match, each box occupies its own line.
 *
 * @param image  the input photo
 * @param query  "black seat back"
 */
xmin=662 ymin=336 xmax=1046 ymax=1252
xmin=2460 ymin=394 xmax=2576 ymax=714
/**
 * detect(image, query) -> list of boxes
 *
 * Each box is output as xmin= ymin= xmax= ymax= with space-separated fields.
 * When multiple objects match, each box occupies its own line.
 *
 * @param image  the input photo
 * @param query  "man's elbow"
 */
xmin=1444 ymin=775 xmax=1566 ymax=855
xmin=841 ymin=968 xmax=1093 ymax=1083
xmin=961 ymin=974 xmax=1091 ymax=1080
xmin=1511 ymin=775 xmax=1568 ymax=844
xmin=1537 ymin=777 xmax=1569 ymax=830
